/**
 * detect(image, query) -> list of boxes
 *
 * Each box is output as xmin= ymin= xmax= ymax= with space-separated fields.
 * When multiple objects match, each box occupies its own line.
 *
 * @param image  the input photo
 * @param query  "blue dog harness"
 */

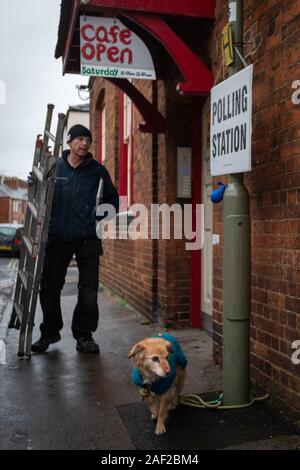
xmin=131 ymin=333 xmax=187 ymax=395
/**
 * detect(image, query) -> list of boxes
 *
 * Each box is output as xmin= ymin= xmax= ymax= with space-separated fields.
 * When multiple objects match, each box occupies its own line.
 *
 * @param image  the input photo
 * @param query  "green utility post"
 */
xmin=223 ymin=0 xmax=251 ymax=405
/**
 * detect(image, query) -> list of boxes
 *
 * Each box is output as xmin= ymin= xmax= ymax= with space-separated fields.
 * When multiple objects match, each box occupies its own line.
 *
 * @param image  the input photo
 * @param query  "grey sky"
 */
xmin=0 ymin=0 xmax=88 ymax=180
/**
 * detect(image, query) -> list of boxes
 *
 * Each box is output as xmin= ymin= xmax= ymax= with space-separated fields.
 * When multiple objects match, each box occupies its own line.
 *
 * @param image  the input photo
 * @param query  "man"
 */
xmin=31 ymin=124 xmax=119 ymax=354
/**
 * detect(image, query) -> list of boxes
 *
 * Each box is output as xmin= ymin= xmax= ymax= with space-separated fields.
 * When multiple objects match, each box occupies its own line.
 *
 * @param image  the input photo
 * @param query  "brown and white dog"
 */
xmin=128 ymin=333 xmax=187 ymax=435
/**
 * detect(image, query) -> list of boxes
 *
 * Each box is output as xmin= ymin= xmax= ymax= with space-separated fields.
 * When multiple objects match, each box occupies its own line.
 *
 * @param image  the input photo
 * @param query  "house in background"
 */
xmin=62 ymin=103 xmax=90 ymax=150
xmin=0 ymin=176 xmax=28 ymax=224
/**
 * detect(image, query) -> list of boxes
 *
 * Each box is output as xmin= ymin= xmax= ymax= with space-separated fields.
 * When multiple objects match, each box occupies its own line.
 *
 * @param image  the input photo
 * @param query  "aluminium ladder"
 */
xmin=9 ymin=104 xmax=65 ymax=357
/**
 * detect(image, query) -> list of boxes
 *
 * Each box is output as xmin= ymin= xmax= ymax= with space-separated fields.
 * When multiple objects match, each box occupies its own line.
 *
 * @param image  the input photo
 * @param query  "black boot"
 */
xmin=31 ymin=334 xmax=61 ymax=353
xmin=76 ymin=337 xmax=99 ymax=354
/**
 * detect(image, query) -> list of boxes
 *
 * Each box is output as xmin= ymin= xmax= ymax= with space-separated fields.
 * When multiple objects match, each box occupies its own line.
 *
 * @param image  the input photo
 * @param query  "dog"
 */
xmin=128 ymin=332 xmax=187 ymax=435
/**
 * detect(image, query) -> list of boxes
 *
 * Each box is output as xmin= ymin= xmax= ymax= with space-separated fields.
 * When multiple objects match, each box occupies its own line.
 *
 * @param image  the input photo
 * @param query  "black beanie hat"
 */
xmin=67 ymin=124 xmax=92 ymax=143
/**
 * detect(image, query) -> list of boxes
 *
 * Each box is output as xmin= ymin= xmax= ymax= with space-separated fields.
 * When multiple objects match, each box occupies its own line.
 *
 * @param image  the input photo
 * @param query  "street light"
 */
xmin=76 ymin=84 xmax=90 ymax=101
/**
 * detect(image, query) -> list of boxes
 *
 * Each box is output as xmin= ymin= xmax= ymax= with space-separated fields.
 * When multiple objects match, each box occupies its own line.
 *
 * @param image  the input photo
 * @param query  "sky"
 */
xmin=0 ymin=0 xmax=88 ymax=180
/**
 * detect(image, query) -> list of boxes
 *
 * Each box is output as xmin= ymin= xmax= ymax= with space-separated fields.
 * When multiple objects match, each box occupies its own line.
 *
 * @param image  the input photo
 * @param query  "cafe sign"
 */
xmin=80 ymin=16 xmax=156 ymax=80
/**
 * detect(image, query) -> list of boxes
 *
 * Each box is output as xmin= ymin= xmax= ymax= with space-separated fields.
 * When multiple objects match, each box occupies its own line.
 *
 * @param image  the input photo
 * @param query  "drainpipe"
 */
xmin=152 ymin=81 xmax=159 ymax=323
xmin=222 ymin=0 xmax=251 ymax=405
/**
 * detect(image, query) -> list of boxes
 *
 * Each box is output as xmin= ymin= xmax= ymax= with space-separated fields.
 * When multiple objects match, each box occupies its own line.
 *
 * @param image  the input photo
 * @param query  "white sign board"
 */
xmin=229 ymin=2 xmax=237 ymax=22
xmin=80 ymin=16 xmax=156 ymax=80
xmin=210 ymin=64 xmax=253 ymax=176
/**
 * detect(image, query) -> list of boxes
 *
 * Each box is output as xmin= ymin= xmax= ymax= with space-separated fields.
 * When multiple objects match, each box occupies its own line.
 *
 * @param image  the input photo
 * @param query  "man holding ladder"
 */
xmin=31 ymin=124 xmax=119 ymax=354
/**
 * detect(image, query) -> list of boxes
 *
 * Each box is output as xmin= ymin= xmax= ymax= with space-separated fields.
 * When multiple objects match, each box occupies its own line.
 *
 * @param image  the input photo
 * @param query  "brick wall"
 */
xmin=90 ymin=70 xmax=196 ymax=327
xmin=0 ymin=198 xmax=10 ymax=223
xmin=0 ymin=197 xmax=25 ymax=224
xmin=88 ymin=16 xmax=213 ymax=328
xmin=0 ymin=178 xmax=27 ymax=224
xmin=90 ymin=78 xmax=158 ymax=321
xmin=212 ymin=0 xmax=300 ymax=412
xmin=4 ymin=177 xmax=27 ymax=190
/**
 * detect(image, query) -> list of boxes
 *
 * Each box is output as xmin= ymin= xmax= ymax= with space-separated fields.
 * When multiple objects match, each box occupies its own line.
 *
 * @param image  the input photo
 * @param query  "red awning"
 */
xmin=55 ymin=0 xmax=214 ymax=132
xmin=85 ymin=0 xmax=215 ymax=18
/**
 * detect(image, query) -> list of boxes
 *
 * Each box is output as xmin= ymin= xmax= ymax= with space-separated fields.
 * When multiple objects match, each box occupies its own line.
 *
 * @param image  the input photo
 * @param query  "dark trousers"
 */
xmin=39 ymin=237 xmax=101 ymax=340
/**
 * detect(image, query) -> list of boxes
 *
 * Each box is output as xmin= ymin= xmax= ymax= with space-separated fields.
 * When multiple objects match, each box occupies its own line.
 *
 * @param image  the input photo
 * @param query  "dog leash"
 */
xmin=138 ymin=387 xmax=269 ymax=409
xmin=139 ymin=387 xmax=152 ymax=399
xmin=178 ymin=392 xmax=270 ymax=409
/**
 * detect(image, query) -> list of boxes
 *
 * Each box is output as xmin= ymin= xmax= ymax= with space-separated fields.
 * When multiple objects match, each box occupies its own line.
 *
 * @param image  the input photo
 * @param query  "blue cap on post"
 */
xmin=211 ymin=182 xmax=228 ymax=203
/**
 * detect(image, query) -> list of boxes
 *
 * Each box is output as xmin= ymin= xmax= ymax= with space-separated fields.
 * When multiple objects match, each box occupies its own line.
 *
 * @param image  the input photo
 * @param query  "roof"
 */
xmin=64 ymin=103 xmax=90 ymax=129
xmin=0 ymin=184 xmax=28 ymax=201
xmin=55 ymin=0 xmax=74 ymax=59
xmin=68 ymin=104 xmax=90 ymax=112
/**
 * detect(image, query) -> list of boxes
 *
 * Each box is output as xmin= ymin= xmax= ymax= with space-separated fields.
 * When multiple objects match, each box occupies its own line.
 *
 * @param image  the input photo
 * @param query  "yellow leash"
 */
xmin=178 ymin=392 xmax=270 ymax=410
xmin=139 ymin=386 xmax=269 ymax=410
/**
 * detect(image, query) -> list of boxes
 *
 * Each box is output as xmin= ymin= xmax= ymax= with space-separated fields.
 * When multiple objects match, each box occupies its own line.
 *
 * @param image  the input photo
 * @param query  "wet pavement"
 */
xmin=0 ymin=257 xmax=18 ymax=321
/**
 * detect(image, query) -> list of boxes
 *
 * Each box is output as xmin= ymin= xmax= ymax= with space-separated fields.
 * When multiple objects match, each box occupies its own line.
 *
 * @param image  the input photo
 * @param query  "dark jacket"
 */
xmin=48 ymin=150 xmax=119 ymax=242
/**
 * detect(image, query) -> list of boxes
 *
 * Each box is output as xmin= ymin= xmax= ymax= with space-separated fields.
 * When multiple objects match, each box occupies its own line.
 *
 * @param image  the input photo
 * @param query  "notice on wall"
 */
xmin=210 ymin=64 xmax=253 ymax=176
xmin=177 ymin=147 xmax=192 ymax=198
xmin=229 ymin=2 xmax=237 ymax=22
xmin=80 ymin=16 xmax=156 ymax=80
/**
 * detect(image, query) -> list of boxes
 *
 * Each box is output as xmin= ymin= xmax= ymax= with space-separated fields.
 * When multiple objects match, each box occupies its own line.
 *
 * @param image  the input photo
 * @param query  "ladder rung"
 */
xmin=13 ymin=302 xmax=23 ymax=323
xmin=27 ymin=201 xmax=38 ymax=220
xmin=32 ymin=166 xmax=43 ymax=183
xmin=23 ymin=235 xmax=33 ymax=255
xmin=18 ymin=270 xmax=28 ymax=290
xmin=44 ymin=129 xmax=56 ymax=143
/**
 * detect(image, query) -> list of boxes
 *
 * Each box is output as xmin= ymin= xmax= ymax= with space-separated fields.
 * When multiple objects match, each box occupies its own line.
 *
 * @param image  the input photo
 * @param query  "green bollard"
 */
xmin=223 ymin=174 xmax=251 ymax=405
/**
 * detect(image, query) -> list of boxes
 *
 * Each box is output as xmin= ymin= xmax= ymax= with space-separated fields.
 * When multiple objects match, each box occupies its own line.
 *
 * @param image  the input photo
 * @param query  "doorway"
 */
xmin=201 ymin=98 xmax=213 ymax=334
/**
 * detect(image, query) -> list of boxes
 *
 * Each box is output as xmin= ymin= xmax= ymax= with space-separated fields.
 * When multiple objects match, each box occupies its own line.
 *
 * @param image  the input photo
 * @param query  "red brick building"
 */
xmin=56 ymin=0 xmax=300 ymax=413
xmin=0 ymin=177 xmax=28 ymax=224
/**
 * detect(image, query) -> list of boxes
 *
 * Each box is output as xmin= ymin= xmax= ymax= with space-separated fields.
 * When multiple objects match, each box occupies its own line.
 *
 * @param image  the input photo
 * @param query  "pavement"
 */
xmin=0 ymin=264 xmax=300 ymax=451
xmin=0 ymin=257 xmax=18 ymax=365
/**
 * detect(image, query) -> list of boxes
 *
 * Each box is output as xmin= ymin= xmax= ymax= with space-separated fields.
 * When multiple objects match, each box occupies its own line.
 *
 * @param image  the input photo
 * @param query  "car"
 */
xmin=0 ymin=223 xmax=24 ymax=257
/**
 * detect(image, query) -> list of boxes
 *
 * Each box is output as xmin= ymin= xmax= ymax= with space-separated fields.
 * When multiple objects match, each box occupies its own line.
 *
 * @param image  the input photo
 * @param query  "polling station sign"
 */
xmin=80 ymin=16 xmax=156 ymax=80
xmin=210 ymin=64 xmax=253 ymax=176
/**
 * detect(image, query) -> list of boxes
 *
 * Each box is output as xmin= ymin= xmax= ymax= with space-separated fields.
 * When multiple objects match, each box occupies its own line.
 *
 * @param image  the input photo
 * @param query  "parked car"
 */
xmin=0 ymin=224 xmax=24 ymax=257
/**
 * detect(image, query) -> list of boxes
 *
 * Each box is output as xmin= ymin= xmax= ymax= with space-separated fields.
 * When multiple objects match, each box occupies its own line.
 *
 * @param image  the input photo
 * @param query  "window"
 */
xmin=98 ymin=106 xmax=106 ymax=163
xmin=12 ymin=200 xmax=18 ymax=212
xmin=119 ymin=91 xmax=134 ymax=211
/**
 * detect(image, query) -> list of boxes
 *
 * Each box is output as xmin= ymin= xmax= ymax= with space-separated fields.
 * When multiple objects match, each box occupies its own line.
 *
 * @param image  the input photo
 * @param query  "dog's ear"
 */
xmin=128 ymin=342 xmax=145 ymax=359
xmin=165 ymin=341 xmax=173 ymax=353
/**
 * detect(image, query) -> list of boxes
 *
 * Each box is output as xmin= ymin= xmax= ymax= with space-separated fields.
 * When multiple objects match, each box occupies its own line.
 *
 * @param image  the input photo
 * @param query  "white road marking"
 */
xmin=4 ymin=259 xmax=18 ymax=270
xmin=0 ymin=340 xmax=6 ymax=365
xmin=7 ymin=259 xmax=13 ymax=269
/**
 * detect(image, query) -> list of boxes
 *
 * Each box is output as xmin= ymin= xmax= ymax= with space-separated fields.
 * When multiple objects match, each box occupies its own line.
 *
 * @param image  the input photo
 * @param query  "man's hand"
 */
xmin=27 ymin=171 xmax=36 ymax=187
